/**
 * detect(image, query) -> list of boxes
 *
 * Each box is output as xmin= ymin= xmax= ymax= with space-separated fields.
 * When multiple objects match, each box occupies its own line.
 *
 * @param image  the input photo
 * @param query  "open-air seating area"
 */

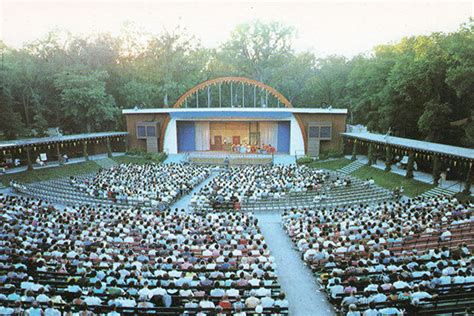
xmin=282 ymin=196 xmax=474 ymax=315
xmin=70 ymin=163 xmax=211 ymax=207
xmin=12 ymin=178 xmax=133 ymax=209
xmin=0 ymin=194 xmax=289 ymax=315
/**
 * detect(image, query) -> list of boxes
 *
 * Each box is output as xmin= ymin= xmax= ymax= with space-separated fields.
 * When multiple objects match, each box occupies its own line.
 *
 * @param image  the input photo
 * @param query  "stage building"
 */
xmin=122 ymin=77 xmax=347 ymax=157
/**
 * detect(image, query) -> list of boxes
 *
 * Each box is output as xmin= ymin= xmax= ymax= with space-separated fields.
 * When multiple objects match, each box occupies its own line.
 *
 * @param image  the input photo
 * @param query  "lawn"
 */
xmin=111 ymin=155 xmax=150 ymax=165
xmin=0 ymin=161 xmax=101 ymax=186
xmin=352 ymin=165 xmax=435 ymax=197
xmin=308 ymin=158 xmax=352 ymax=171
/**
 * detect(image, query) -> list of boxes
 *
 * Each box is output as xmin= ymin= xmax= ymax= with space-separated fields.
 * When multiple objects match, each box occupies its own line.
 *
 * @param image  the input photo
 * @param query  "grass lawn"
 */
xmin=308 ymin=158 xmax=352 ymax=171
xmin=352 ymin=165 xmax=435 ymax=197
xmin=0 ymin=161 xmax=101 ymax=186
xmin=111 ymin=155 xmax=151 ymax=165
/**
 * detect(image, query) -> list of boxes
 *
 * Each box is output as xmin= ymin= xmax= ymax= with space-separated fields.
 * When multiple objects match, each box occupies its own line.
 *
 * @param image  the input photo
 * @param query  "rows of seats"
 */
xmin=70 ymin=163 xmax=211 ymax=208
xmin=281 ymin=196 xmax=474 ymax=315
xmin=241 ymin=176 xmax=392 ymax=211
xmin=189 ymin=157 xmax=272 ymax=166
xmin=0 ymin=194 xmax=289 ymax=315
xmin=11 ymin=176 xmax=125 ymax=208
xmin=12 ymin=163 xmax=211 ymax=209
xmin=190 ymin=165 xmax=331 ymax=212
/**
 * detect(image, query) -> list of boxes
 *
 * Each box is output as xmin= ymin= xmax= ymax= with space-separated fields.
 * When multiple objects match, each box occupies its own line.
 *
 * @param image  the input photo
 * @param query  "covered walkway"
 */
xmin=343 ymin=131 xmax=474 ymax=194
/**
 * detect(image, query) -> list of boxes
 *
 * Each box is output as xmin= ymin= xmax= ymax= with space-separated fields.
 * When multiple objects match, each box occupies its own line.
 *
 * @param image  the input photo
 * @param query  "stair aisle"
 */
xmin=338 ymin=160 xmax=365 ymax=175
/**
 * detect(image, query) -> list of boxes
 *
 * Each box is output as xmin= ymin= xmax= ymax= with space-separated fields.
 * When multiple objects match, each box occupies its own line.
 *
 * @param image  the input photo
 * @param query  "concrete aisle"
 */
xmin=255 ymin=212 xmax=335 ymax=316
xmin=169 ymin=169 xmax=220 ymax=212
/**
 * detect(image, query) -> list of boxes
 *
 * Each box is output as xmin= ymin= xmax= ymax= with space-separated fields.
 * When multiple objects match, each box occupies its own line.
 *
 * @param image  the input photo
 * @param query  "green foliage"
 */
xmin=126 ymin=148 xmax=147 ymax=156
xmin=418 ymin=101 xmax=452 ymax=142
xmin=124 ymin=150 xmax=167 ymax=164
xmin=0 ymin=86 xmax=25 ymax=139
xmin=0 ymin=161 xmax=101 ymax=186
xmin=318 ymin=149 xmax=344 ymax=160
xmin=352 ymin=165 xmax=435 ymax=198
xmin=54 ymin=69 xmax=118 ymax=132
xmin=0 ymin=20 xmax=473 ymax=148
xmin=308 ymin=158 xmax=352 ymax=171
xmin=296 ymin=156 xmax=314 ymax=165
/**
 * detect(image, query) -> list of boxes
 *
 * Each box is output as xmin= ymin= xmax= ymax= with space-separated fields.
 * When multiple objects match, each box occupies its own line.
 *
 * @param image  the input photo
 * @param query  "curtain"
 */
xmin=259 ymin=122 xmax=278 ymax=149
xmin=195 ymin=121 xmax=210 ymax=151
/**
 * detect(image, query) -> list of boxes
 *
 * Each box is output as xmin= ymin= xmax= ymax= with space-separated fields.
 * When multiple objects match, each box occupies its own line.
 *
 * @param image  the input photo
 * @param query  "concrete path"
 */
xmin=169 ymin=169 xmax=220 ymax=212
xmin=255 ymin=212 xmax=335 ymax=316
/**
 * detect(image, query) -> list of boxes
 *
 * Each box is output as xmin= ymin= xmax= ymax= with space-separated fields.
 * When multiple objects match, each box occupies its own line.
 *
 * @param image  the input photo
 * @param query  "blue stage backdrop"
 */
xmin=177 ymin=121 xmax=196 ymax=152
xmin=277 ymin=121 xmax=290 ymax=153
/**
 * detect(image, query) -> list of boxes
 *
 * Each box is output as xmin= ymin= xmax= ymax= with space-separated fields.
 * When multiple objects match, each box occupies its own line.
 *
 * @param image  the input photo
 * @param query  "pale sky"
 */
xmin=1 ymin=0 xmax=473 ymax=57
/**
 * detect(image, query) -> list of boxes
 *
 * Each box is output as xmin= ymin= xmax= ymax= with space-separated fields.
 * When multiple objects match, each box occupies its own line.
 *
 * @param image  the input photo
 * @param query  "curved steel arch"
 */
xmin=172 ymin=76 xmax=293 ymax=108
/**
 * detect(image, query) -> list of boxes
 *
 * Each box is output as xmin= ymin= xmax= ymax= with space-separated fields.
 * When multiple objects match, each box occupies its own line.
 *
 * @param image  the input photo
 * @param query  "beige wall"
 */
xmin=295 ymin=113 xmax=347 ymax=153
xmin=210 ymin=122 xmax=250 ymax=145
xmin=125 ymin=113 xmax=169 ymax=151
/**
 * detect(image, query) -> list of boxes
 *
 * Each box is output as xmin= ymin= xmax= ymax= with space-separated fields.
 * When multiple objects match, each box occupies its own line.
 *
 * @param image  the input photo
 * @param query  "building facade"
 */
xmin=122 ymin=77 xmax=347 ymax=156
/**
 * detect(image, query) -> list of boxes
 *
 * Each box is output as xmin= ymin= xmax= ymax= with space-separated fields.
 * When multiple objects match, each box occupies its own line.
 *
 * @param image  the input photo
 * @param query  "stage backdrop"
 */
xmin=195 ymin=122 xmax=210 ymax=151
xmin=259 ymin=122 xmax=278 ymax=149
xmin=177 ymin=120 xmax=290 ymax=153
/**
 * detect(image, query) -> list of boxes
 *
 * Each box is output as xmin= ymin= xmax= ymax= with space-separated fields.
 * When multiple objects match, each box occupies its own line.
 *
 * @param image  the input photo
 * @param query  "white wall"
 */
xmin=290 ymin=115 xmax=305 ymax=156
xmin=163 ymin=118 xmax=178 ymax=154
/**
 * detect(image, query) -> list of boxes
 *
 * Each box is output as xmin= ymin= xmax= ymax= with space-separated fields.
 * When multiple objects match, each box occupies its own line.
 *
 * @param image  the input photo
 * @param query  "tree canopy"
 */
xmin=0 ymin=20 xmax=473 ymax=147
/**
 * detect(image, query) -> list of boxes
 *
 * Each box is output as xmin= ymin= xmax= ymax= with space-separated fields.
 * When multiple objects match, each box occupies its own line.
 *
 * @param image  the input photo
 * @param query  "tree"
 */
xmin=54 ymin=69 xmax=118 ymax=132
xmin=305 ymin=56 xmax=352 ymax=108
xmin=418 ymin=100 xmax=452 ymax=142
xmin=220 ymin=21 xmax=295 ymax=82
xmin=0 ymin=87 xmax=25 ymax=139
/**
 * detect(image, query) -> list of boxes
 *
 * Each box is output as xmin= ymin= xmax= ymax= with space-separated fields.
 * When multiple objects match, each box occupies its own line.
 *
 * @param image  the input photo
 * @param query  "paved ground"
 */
xmin=255 ymin=212 xmax=335 ymax=316
xmin=170 ymin=169 xmax=220 ymax=212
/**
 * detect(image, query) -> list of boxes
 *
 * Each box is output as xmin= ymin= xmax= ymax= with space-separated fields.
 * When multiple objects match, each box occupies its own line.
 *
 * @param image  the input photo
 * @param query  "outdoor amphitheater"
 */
xmin=1 ymin=2 xmax=474 ymax=315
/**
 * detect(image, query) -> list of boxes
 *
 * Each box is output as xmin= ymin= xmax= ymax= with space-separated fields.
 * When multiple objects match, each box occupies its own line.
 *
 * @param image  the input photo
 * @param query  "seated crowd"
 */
xmin=0 ymin=194 xmax=288 ymax=315
xmin=190 ymin=165 xmax=331 ymax=210
xmin=71 ymin=163 xmax=211 ymax=208
xmin=282 ymin=196 xmax=474 ymax=315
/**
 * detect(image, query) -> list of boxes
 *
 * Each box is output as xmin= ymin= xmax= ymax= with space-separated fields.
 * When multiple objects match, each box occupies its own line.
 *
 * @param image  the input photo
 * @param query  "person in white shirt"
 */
xmin=329 ymin=280 xmax=344 ymax=299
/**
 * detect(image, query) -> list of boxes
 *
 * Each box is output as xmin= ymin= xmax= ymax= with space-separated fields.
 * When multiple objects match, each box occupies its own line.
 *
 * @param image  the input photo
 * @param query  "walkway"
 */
xmin=347 ymin=155 xmax=472 ymax=194
xmin=255 ymin=212 xmax=335 ymax=316
xmin=169 ymin=169 xmax=220 ymax=212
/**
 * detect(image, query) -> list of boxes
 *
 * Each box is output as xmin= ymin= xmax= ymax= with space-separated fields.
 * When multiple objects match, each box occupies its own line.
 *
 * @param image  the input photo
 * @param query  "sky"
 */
xmin=0 ymin=0 xmax=473 ymax=57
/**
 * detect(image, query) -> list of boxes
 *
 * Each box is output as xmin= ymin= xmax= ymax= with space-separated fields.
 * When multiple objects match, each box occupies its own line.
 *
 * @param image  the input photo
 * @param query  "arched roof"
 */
xmin=172 ymin=76 xmax=293 ymax=108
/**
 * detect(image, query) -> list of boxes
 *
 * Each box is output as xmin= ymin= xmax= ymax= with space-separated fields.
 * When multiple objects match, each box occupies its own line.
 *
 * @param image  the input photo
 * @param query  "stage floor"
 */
xmin=165 ymin=152 xmax=296 ymax=165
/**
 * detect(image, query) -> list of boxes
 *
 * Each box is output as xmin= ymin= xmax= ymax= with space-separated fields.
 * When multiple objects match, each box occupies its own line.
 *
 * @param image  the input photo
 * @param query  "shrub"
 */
xmin=297 ymin=156 xmax=314 ymax=165
xmin=125 ymin=149 xmax=167 ymax=163
xmin=126 ymin=148 xmax=146 ymax=156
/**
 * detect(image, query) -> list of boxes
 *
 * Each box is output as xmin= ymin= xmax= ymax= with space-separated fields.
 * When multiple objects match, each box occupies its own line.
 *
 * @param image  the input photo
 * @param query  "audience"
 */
xmin=71 ymin=163 xmax=210 ymax=208
xmin=282 ymin=196 xmax=473 ymax=315
xmin=190 ymin=165 xmax=333 ymax=209
xmin=0 ymin=193 xmax=288 ymax=314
